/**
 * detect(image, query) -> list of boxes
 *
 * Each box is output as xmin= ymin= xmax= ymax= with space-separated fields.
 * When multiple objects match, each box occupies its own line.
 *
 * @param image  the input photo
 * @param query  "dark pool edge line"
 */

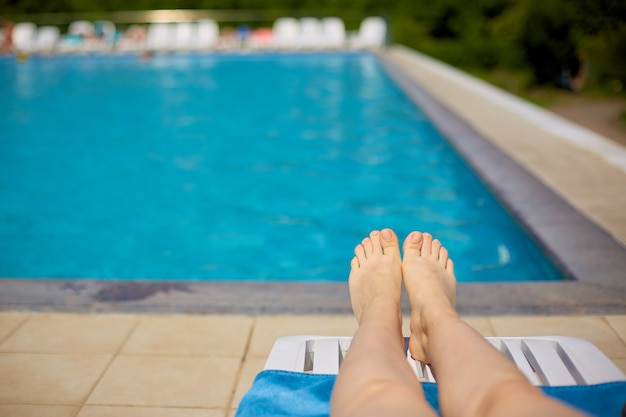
xmin=1 ymin=279 xmax=625 ymax=315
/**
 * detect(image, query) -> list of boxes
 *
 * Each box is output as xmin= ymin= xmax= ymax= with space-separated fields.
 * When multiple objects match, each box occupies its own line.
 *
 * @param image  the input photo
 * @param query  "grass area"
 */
xmin=465 ymin=66 xmax=626 ymax=108
xmin=620 ymin=111 xmax=626 ymax=128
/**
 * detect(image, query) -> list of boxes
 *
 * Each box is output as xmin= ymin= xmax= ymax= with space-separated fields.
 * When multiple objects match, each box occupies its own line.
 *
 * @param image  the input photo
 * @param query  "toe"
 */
xmin=350 ymin=256 xmax=359 ymax=269
xmin=446 ymin=258 xmax=454 ymax=272
xmin=380 ymin=228 xmax=401 ymax=258
xmin=361 ymin=237 xmax=373 ymax=257
xmin=355 ymin=244 xmax=366 ymax=264
xmin=421 ymin=233 xmax=433 ymax=256
xmin=439 ymin=247 xmax=449 ymax=267
xmin=369 ymin=230 xmax=382 ymax=255
xmin=403 ymin=231 xmax=423 ymax=255
xmin=431 ymin=239 xmax=442 ymax=260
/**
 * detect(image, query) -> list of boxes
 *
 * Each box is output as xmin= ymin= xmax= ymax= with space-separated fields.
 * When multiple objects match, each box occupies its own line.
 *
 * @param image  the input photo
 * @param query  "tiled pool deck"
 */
xmin=1 ymin=312 xmax=625 ymax=417
xmin=1 ymin=46 xmax=626 ymax=416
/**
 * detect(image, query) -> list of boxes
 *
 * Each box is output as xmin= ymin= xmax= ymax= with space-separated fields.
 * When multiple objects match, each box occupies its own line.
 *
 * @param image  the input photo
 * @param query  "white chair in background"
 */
xmin=322 ymin=17 xmax=346 ymax=49
xmin=194 ymin=19 xmax=219 ymax=50
xmin=34 ymin=26 xmax=60 ymax=53
xmin=299 ymin=17 xmax=324 ymax=49
xmin=353 ymin=16 xmax=387 ymax=49
xmin=174 ymin=21 xmax=195 ymax=51
xmin=146 ymin=22 xmax=173 ymax=52
xmin=12 ymin=22 xmax=37 ymax=53
xmin=272 ymin=17 xmax=300 ymax=49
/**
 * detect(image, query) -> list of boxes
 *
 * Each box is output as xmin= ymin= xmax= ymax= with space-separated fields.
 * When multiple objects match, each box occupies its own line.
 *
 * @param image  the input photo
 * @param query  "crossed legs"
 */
xmin=330 ymin=229 xmax=585 ymax=417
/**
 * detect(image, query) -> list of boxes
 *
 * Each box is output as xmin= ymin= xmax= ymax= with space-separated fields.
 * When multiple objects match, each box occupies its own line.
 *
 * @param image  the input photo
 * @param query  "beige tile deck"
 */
xmin=0 ymin=404 xmax=79 ymax=417
xmin=121 ymin=315 xmax=253 ymax=357
xmin=88 ymin=355 xmax=239 ymax=409
xmin=0 ymin=314 xmax=136 ymax=354
xmin=77 ymin=406 xmax=224 ymax=417
xmin=0 ymin=312 xmax=624 ymax=417
xmin=0 ymin=313 xmax=28 ymax=344
xmin=0 ymin=352 xmax=111 ymax=405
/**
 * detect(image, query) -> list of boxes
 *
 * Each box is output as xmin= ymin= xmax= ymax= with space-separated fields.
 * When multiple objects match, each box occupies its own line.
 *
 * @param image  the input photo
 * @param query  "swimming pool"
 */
xmin=0 ymin=52 xmax=563 ymax=282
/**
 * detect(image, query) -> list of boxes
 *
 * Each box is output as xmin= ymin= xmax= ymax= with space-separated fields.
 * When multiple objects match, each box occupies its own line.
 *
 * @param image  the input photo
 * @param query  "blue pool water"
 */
xmin=0 ymin=52 xmax=563 ymax=282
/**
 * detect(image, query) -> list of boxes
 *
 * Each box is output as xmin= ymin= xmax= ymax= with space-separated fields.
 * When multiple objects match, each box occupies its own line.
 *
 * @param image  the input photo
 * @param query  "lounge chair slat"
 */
xmin=522 ymin=340 xmax=577 ymax=386
xmin=499 ymin=339 xmax=541 ymax=385
xmin=312 ymin=339 xmax=341 ymax=374
xmin=553 ymin=337 xmax=626 ymax=385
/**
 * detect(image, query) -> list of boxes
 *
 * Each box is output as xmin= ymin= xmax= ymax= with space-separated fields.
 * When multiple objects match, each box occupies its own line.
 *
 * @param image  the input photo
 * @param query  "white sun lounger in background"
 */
xmin=299 ymin=17 xmax=324 ymax=49
xmin=146 ymin=22 xmax=174 ymax=52
xmin=273 ymin=17 xmax=300 ymax=49
xmin=173 ymin=21 xmax=195 ymax=51
xmin=266 ymin=335 xmax=626 ymax=386
xmin=322 ymin=17 xmax=346 ymax=49
xmin=352 ymin=16 xmax=387 ymax=49
xmin=194 ymin=19 xmax=219 ymax=51
xmin=12 ymin=22 xmax=37 ymax=53
xmin=33 ymin=26 xmax=60 ymax=54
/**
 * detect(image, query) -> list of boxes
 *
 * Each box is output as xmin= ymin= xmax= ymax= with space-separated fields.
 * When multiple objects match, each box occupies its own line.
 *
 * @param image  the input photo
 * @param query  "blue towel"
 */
xmin=236 ymin=370 xmax=626 ymax=417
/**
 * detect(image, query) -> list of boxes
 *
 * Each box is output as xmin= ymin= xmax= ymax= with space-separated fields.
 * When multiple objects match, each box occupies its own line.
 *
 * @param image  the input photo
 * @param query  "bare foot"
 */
xmin=402 ymin=232 xmax=457 ymax=363
xmin=349 ymin=229 xmax=403 ymax=325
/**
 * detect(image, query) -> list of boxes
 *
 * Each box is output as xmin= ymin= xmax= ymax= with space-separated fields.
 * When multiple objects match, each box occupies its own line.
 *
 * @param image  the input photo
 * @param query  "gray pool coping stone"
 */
xmin=2 ymin=50 xmax=625 ymax=315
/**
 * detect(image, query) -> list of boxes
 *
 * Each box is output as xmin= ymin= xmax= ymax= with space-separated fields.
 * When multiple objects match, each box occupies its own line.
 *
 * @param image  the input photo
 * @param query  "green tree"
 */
xmin=518 ymin=0 xmax=580 ymax=86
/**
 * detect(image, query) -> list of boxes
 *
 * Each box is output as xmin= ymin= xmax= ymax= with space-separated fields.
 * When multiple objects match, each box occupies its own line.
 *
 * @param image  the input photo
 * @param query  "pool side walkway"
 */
xmin=1 ymin=312 xmax=625 ymax=417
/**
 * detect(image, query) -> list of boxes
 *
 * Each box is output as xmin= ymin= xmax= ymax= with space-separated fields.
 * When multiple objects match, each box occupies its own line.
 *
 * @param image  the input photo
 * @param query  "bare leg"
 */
xmin=331 ymin=229 xmax=437 ymax=417
xmin=403 ymin=231 xmax=586 ymax=417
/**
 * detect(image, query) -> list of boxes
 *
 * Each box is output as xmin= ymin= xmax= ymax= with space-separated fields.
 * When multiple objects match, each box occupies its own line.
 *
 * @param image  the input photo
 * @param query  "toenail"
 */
xmin=411 ymin=232 xmax=421 ymax=242
xmin=381 ymin=229 xmax=392 ymax=241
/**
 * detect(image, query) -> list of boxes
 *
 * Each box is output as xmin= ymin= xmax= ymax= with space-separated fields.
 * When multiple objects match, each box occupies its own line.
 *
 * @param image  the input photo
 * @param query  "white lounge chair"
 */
xmin=299 ymin=17 xmax=324 ymax=49
xmin=146 ymin=22 xmax=173 ymax=52
xmin=173 ymin=21 xmax=195 ymax=51
xmin=33 ymin=25 xmax=60 ymax=54
xmin=194 ymin=19 xmax=219 ymax=50
xmin=353 ymin=16 xmax=387 ymax=49
xmin=266 ymin=335 xmax=626 ymax=386
xmin=321 ymin=17 xmax=346 ymax=49
xmin=273 ymin=17 xmax=300 ymax=49
xmin=12 ymin=22 xmax=37 ymax=53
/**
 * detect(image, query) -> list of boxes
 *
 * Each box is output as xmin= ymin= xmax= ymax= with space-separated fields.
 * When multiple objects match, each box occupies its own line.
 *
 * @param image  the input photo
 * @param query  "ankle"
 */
xmin=359 ymin=299 xmax=402 ymax=325
xmin=421 ymin=307 xmax=460 ymax=336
